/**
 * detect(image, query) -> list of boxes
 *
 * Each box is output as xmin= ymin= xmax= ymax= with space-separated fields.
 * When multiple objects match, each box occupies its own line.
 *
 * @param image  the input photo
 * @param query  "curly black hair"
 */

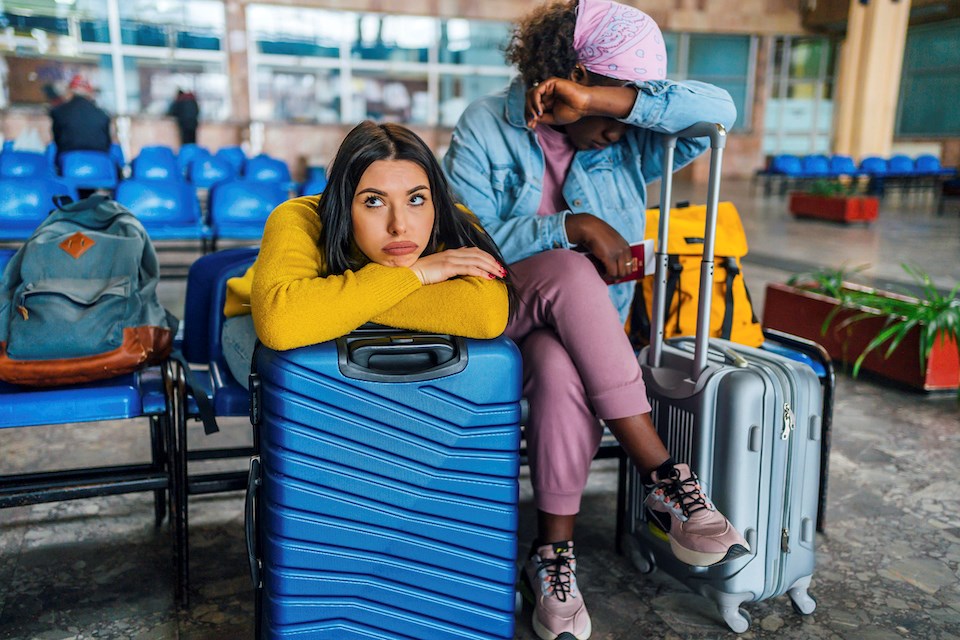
xmin=505 ymin=0 xmax=580 ymax=88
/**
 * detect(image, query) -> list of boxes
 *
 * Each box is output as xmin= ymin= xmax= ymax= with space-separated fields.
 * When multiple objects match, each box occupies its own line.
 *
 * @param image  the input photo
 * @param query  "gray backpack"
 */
xmin=0 ymin=195 xmax=175 ymax=386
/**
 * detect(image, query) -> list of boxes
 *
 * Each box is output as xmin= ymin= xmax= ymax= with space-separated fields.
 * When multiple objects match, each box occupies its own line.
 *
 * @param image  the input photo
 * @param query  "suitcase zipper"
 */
xmin=781 ymin=402 xmax=795 ymax=440
xmin=781 ymin=527 xmax=790 ymax=553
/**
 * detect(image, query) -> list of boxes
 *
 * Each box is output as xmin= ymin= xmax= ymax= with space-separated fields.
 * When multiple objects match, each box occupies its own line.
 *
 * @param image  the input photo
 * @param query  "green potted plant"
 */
xmin=763 ymin=264 xmax=960 ymax=392
xmin=788 ymin=179 xmax=879 ymax=223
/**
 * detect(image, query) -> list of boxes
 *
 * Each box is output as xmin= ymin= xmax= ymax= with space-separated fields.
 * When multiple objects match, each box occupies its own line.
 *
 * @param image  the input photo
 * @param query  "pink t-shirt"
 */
xmin=535 ymin=125 xmax=576 ymax=216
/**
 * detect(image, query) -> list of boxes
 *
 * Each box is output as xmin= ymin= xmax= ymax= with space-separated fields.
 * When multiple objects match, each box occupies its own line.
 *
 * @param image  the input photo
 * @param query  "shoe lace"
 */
xmin=537 ymin=551 xmax=575 ymax=602
xmin=653 ymin=468 xmax=713 ymax=517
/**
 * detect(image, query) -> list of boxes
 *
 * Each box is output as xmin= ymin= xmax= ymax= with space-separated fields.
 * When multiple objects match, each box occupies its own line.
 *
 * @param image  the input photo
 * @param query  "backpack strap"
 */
xmin=719 ymin=257 xmax=738 ymax=340
xmin=665 ymin=255 xmax=683 ymax=334
xmin=629 ymin=282 xmax=651 ymax=347
xmin=52 ymin=195 xmax=74 ymax=209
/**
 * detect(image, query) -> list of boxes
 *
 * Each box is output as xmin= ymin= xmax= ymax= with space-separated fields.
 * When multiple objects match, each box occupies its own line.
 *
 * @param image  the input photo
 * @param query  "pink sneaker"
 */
xmin=521 ymin=541 xmax=592 ymax=640
xmin=645 ymin=463 xmax=750 ymax=566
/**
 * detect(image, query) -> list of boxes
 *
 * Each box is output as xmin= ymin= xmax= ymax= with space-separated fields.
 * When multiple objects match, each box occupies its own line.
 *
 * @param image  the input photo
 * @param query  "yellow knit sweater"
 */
xmin=224 ymin=195 xmax=509 ymax=351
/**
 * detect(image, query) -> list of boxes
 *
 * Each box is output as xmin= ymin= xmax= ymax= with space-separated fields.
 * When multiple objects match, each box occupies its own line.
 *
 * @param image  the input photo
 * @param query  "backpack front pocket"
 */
xmin=8 ymin=278 xmax=130 ymax=360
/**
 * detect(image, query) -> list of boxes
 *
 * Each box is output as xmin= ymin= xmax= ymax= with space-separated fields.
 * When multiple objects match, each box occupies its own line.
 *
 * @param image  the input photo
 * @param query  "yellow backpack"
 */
xmin=629 ymin=201 xmax=764 ymax=348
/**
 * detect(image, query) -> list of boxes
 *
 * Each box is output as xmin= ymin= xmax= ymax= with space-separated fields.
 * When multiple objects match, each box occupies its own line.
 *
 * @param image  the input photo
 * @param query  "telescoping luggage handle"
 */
xmin=647 ymin=122 xmax=726 ymax=381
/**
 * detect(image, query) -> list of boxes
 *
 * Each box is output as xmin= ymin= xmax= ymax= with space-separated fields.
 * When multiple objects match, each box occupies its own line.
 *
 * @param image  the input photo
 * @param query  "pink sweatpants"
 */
xmin=504 ymin=249 xmax=652 ymax=516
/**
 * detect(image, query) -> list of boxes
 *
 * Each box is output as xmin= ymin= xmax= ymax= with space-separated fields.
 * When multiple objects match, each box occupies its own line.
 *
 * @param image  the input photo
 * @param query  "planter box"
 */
xmin=762 ymin=282 xmax=959 ymax=391
xmin=788 ymin=192 xmax=879 ymax=223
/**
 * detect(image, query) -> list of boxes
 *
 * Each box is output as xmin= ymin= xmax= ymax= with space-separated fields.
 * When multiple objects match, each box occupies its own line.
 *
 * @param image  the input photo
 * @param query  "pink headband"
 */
xmin=573 ymin=0 xmax=667 ymax=83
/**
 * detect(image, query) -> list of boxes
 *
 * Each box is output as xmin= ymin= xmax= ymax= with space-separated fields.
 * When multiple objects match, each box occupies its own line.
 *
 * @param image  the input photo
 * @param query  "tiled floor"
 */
xmin=1 ymin=177 xmax=958 ymax=640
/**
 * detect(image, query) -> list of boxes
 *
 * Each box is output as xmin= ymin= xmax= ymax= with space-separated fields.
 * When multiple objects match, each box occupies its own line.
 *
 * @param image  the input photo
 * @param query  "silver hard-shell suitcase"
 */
xmin=622 ymin=122 xmax=822 ymax=633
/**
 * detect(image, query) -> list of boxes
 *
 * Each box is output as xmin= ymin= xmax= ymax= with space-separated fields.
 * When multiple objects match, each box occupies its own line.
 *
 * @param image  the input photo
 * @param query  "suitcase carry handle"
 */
xmin=647 ymin=122 xmax=726 ymax=381
xmin=338 ymin=333 xmax=468 ymax=382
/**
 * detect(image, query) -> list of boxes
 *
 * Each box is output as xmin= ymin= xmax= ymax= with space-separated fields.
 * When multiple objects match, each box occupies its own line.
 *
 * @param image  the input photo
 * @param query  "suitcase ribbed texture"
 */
xmin=256 ymin=336 xmax=522 ymax=640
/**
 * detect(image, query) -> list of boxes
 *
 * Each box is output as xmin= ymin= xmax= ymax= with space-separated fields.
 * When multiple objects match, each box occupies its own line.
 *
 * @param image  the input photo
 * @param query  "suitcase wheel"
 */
xmin=789 ymin=590 xmax=817 ymax=616
xmin=720 ymin=606 xmax=751 ymax=634
xmin=627 ymin=544 xmax=655 ymax=574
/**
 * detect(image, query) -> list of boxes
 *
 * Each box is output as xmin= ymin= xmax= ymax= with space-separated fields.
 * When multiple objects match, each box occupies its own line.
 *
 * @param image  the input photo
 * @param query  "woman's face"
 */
xmin=351 ymin=158 xmax=436 ymax=269
xmin=563 ymin=67 xmax=630 ymax=151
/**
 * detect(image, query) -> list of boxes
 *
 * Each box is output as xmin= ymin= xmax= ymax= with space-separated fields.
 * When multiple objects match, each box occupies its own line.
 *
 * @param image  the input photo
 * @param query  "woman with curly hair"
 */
xmin=443 ymin=2 xmax=746 ymax=638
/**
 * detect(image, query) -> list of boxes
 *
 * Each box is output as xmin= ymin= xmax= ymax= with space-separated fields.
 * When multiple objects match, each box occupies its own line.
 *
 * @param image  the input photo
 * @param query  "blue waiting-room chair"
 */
xmin=131 ymin=146 xmax=180 ymax=182
xmin=188 ymin=155 xmax=237 ymax=190
xmin=207 ymin=179 xmax=287 ymax=249
xmin=858 ymin=156 xmax=888 ymax=177
xmin=886 ymin=154 xmax=916 ymax=177
xmin=59 ymin=150 xmax=119 ymax=193
xmin=298 ymin=166 xmax=327 ymax=195
xmin=45 ymin=143 xmax=58 ymax=173
xmin=244 ymin=154 xmax=292 ymax=185
xmin=858 ymin=156 xmax=890 ymax=196
xmin=0 ymin=150 xmax=53 ymax=178
xmin=915 ymin=154 xmax=958 ymax=178
xmin=176 ymin=143 xmax=211 ymax=178
xmin=114 ymin=178 xmax=211 ymax=250
xmin=214 ymin=146 xmax=247 ymax=176
xmin=761 ymin=154 xmax=803 ymax=195
xmin=829 ymin=154 xmax=860 ymax=178
xmin=0 ymin=177 xmax=78 ymax=242
xmin=109 ymin=143 xmax=127 ymax=172
xmin=170 ymin=247 xmax=259 ymax=603
xmin=800 ymin=154 xmax=831 ymax=179
xmin=0 ymin=271 xmax=178 ymax=594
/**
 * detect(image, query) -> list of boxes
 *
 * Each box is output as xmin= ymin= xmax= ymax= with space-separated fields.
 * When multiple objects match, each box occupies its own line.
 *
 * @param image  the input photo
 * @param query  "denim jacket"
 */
xmin=443 ymin=76 xmax=736 ymax=322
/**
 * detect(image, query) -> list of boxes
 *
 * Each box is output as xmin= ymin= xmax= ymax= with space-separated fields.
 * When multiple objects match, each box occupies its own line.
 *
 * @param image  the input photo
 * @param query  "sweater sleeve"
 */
xmin=250 ymin=197 xmax=423 ymax=350
xmin=372 ymin=276 xmax=509 ymax=338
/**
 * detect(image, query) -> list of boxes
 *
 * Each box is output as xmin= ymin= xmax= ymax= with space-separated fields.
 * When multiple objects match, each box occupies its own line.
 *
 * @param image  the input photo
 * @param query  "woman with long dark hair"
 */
xmin=220 ymin=121 xmax=513 ymax=383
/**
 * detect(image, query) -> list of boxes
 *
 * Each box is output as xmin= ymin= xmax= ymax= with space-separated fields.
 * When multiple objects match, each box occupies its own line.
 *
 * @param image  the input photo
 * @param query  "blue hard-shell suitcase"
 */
xmin=246 ymin=326 xmax=522 ymax=639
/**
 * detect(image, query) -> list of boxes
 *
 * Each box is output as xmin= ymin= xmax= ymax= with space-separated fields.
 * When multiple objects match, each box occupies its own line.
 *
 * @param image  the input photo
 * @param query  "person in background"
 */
xmin=42 ymin=84 xmax=64 ymax=110
xmin=168 ymin=89 xmax=200 ymax=146
xmin=50 ymin=75 xmax=111 ymax=167
xmin=442 ymin=1 xmax=747 ymax=638
xmin=219 ymin=120 xmax=514 ymax=387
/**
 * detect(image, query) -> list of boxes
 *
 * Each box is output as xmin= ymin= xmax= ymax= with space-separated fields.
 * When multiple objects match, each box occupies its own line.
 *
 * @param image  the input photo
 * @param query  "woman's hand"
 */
xmin=410 ymin=247 xmax=506 ymax=285
xmin=526 ymin=78 xmax=594 ymax=128
xmin=565 ymin=213 xmax=637 ymax=281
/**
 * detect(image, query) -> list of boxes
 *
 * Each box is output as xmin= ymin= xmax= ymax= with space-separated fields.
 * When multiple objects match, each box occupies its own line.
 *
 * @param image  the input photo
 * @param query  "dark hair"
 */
xmin=317 ymin=120 xmax=516 ymax=316
xmin=505 ymin=0 xmax=579 ymax=87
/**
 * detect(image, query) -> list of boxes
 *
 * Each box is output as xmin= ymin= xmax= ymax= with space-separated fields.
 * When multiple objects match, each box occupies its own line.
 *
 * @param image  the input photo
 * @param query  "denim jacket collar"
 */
xmin=505 ymin=76 xmax=530 ymax=130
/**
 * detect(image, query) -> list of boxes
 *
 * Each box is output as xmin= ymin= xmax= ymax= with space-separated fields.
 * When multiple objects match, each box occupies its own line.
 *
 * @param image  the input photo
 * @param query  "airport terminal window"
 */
xmin=117 ymin=0 xmax=223 ymax=49
xmin=764 ymin=36 xmax=837 ymax=155
xmin=1 ymin=0 xmax=106 ymax=58
xmin=1 ymin=0 xmax=115 ymax=110
xmin=658 ymin=33 xmax=754 ymax=132
xmin=124 ymin=59 xmax=228 ymax=120
xmin=352 ymin=70 xmax=429 ymax=124
xmin=253 ymin=67 xmax=341 ymax=124
xmin=0 ymin=0 xmax=227 ymax=119
xmin=439 ymin=19 xmax=509 ymax=66
xmin=249 ymin=6 xmax=513 ymax=126
xmin=117 ymin=0 xmax=228 ymax=118
xmin=897 ymin=19 xmax=960 ymax=136
xmin=352 ymin=14 xmax=433 ymax=63
xmin=249 ymin=6 xmax=350 ymax=59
